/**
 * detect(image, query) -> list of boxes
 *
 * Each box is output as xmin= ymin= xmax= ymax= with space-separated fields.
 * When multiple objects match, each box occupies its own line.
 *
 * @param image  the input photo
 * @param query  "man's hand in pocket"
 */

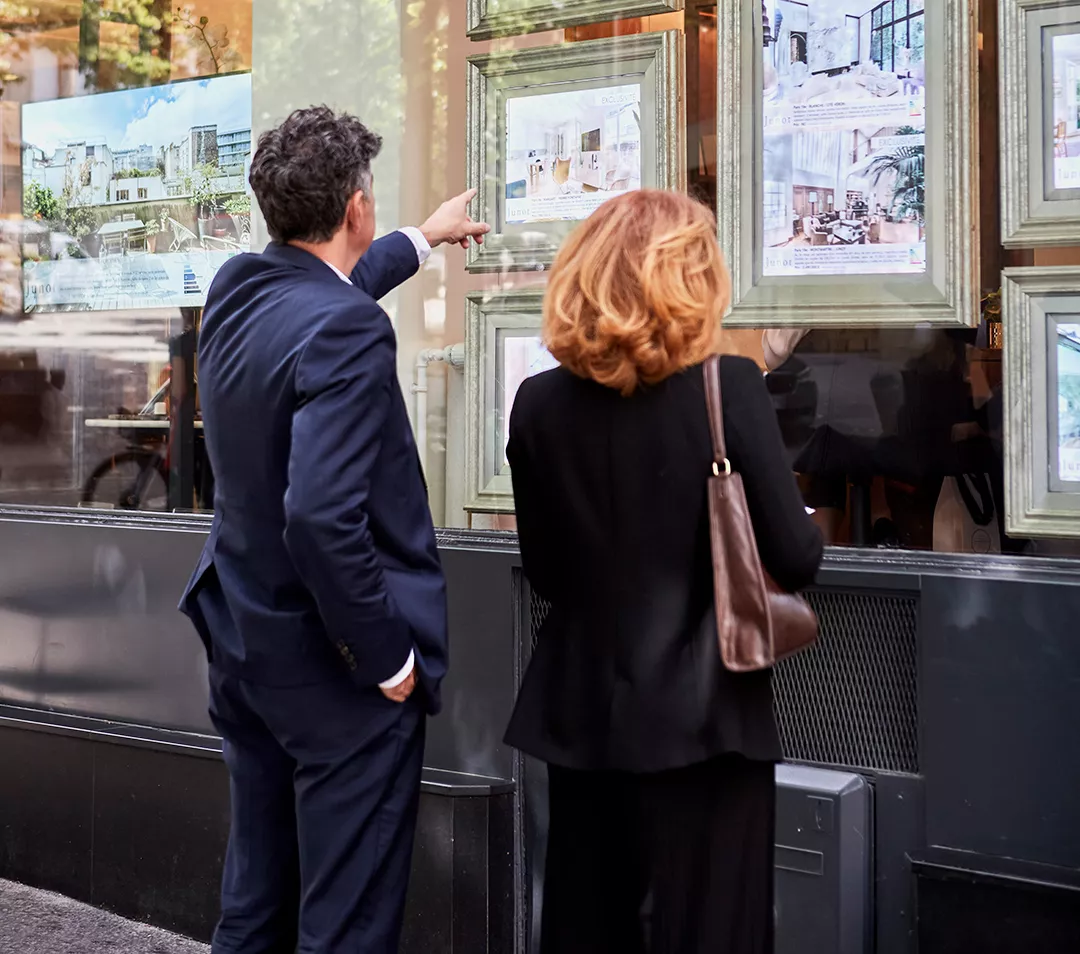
xmin=380 ymin=666 xmax=417 ymax=704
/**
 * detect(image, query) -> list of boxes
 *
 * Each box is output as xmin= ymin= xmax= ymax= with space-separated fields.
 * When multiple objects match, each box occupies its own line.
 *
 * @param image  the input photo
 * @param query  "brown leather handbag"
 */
xmin=703 ymin=355 xmax=818 ymax=671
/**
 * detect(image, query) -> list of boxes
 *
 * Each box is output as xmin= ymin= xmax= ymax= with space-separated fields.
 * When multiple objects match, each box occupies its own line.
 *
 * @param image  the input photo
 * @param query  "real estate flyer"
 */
xmin=21 ymin=72 xmax=252 ymax=313
xmin=1051 ymin=31 xmax=1080 ymax=193
xmin=761 ymin=0 xmax=927 ymax=277
xmin=501 ymin=335 xmax=558 ymax=465
xmin=503 ymin=83 xmax=642 ymax=227
xmin=1058 ymin=323 xmax=1080 ymax=484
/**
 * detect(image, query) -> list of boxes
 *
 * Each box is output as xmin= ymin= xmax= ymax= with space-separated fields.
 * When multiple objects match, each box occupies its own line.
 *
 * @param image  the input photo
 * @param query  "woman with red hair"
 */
xmin=505 ymin=190 xmax=823 ymax=954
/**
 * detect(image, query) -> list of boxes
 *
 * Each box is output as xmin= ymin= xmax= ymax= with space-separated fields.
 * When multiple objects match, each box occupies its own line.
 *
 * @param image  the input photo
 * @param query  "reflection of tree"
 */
xmin=866 ymin=125 xmax=925 ymax=224
xmin=171 ymin=6 xmax=243 ymax=75
xmin=255 ymin=0 xmax=405 ymax=234
xmin=78 ymin=0 xmax=172 ymax=91
xmin=405 ymin=1 xmax=448 ymax=217
xmin=75 ymin=0 xmax=248 ymax=90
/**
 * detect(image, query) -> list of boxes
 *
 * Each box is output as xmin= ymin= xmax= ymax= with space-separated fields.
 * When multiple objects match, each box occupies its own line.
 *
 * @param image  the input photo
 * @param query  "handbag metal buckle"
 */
xmin=713 ymin=459 xmax=731 ymax=477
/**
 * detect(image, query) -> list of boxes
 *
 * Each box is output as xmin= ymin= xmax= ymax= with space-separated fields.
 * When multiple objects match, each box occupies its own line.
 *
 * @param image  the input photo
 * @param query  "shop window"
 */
xmin=3 ymin=0 xmax=1079 ymax=563
xmin=681 ymin=0 xmax=1080 ymax=559
xmin=3 ymin=0 xmax=252 ymax=514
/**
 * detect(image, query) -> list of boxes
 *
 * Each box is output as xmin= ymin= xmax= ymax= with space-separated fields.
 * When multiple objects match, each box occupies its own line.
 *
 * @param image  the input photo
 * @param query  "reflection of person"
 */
xmin=764 ymin=327 xmax=810 ymax=371
xmin=505 ymin=190 xmax=823 ymax=953
xmin=179 ymin=107 xmax=488 ymax=954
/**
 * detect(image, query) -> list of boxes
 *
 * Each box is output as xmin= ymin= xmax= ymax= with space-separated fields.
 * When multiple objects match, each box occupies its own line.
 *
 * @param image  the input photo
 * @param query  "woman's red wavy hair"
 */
xmin=543 ymin=189 xmax=730 ymax=396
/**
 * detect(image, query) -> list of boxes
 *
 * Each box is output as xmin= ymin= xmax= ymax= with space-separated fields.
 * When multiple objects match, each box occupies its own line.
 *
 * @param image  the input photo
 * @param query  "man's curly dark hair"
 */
xmin=248 ymin=106 xmax=382 ymax=244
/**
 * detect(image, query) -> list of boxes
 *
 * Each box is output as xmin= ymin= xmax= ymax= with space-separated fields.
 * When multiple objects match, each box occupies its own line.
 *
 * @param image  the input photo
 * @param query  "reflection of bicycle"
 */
xmin=82 ymin=444 xmax=170 ymax=511
xmin=80 ymin=377 xmax=207 ymax=512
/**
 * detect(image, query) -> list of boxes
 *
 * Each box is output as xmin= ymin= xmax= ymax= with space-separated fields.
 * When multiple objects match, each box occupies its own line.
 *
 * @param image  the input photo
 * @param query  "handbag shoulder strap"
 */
xmin=703 ymin=355 xmax=731 ymax=476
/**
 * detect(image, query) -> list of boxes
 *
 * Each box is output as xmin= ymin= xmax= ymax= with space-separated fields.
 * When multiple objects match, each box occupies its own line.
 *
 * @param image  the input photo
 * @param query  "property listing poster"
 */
xmin=1051 ymin=31 xmax=1080 ymax=191
xmin=21 ymin=72 xmax=252 ymax=313
xmin=1058 ymin=323 xmax=1080 ymax=483
xmin=503 ymin=83 xmax=642 ymax=226
xmin=501 ymin=335 xmax=558 ymax=465
xmin=761 ymin=0 xmax=927 ymax=277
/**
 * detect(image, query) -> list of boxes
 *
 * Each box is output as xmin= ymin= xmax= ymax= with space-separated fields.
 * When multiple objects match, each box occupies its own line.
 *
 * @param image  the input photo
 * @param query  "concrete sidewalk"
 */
xmin=0 ymin=880 xmax=208 ymax=954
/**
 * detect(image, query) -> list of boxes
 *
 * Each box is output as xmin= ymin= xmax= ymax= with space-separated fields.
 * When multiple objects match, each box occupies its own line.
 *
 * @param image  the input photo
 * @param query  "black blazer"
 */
xmin=504 ymin=356 xmax=823 ymax=772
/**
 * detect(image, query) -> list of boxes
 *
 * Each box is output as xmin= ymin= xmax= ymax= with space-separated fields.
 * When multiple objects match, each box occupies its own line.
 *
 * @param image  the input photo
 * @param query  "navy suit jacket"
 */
xmin=179 ymin=233 xmax=448 ymax=713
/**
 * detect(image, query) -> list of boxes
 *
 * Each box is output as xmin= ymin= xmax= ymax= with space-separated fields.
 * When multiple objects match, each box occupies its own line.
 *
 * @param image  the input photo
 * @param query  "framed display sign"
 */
xmin=465 ymin=290 xmax=558 ymax=512
xmin=1000 ymin=0 xmax=1080 ymax=246
xmin=466 ymin=31 xmax=684 ymax=274
xmin=717 ymin=0 xmax=979 ymax=327
xmin=466 ymin=0 xmax=683 ymax=40
xmin=1003 ymin=267 xmax=1080 ymax=537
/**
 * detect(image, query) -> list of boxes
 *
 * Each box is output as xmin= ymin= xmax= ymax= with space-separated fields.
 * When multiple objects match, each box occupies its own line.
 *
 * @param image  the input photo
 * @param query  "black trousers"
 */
xmin=542 ymin=754 xmax=776 ymax=954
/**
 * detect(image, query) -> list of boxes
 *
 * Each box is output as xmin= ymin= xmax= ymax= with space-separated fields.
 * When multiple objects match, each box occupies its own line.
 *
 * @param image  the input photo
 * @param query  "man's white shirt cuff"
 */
xmin=379 ymin=649 xmax=415 ymax=689
xmin=398 ymin=227 xmax=432 ymax=265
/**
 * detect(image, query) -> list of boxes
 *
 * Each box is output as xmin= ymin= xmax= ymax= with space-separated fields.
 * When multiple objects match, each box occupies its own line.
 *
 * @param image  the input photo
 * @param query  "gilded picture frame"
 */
xmin=466 ymin=0 xmax=684 ymax=41
xmin=1000 ymin=0 xmax=1080 ymax=247
xmin=466 ymin=31 xmax=685 ymax=274
xmin=717 ymin=0 xmax=979 ymax=328
xmin=465 ymin=289 xmax=553 ymax=513
xmin=1003 ymin=267 xmax=1080 ymax=538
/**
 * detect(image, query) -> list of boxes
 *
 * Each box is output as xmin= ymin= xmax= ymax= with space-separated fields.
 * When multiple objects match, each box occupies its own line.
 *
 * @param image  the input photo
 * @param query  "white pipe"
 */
xmin=413 ymin=344 xmax=465 ymax=477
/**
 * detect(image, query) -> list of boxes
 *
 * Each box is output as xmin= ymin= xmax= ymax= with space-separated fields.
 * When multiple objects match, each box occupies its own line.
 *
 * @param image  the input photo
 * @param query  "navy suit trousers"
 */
xmin=208 ymin=665 xmax=425 ymax=954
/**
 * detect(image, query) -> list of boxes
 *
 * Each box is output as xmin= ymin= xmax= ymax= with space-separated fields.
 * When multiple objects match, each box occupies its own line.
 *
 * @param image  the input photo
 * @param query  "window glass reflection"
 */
xmin=1 ymin=0 xmax=251 ymax=512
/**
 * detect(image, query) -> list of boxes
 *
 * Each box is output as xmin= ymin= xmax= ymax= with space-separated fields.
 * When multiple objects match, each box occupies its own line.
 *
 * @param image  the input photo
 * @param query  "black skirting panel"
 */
xmin=912 ymin=850 xmax=1080 ymax=954
xmin=0 ymin=709 xmax=515 ymax=953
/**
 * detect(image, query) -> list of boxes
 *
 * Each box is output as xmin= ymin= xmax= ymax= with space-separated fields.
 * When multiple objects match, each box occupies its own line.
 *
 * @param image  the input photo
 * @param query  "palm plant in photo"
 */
xmin=865 ymin=125 xmax=925 ymax=234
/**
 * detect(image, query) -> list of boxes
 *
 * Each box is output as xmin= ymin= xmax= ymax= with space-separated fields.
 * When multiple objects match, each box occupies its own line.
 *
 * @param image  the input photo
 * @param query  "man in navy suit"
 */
xmin=179 ymin=106 xmax=488 ymax=953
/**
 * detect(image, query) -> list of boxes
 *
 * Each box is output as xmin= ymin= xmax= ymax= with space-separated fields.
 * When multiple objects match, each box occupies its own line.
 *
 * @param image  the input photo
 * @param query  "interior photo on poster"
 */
xmin=503 ymin=83 xmax=642 ymax=226
xmin=1058 ymin=323 xmax=1080 ymax=484
xmin=1051 ymin=30 xmax=1080 ymax=192
xmin=21 ymin=71 xmax=252 ymax=313
xmin=761 ymin=0 xmax=926 ymax=277
xmin=500 ymin=334 xmax=558 ymax=464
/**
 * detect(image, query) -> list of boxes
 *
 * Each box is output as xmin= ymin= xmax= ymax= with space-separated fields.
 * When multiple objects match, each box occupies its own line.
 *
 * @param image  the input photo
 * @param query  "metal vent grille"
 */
xmin=774 ymin=589 xmax=919 ymax=774
xmin=526 ymin=587 xmax=919 ymax=775
xmin=529 ymin=589 xmax=549 ymax=651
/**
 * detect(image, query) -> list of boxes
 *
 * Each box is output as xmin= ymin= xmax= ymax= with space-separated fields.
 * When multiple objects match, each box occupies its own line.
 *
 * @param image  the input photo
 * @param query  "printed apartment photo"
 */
xmin=503 ymin=83 xmax=642 ymax=226
xmin=500 ymin=334 xmax=558 ymax=466
xmin=1051 ymin=31 xmax=1080 ymax=192
xmin=21 ymin=71 xmax=252 ymax=312
xmin=1059 ymin=323 xmax=1080 ymax=484
xmin=761 ymin=0 xmax=927 ymax=277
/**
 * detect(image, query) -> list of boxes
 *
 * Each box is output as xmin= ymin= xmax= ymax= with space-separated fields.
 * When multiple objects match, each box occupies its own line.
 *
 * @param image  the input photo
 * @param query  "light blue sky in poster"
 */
xmin=22 ymin=72 xmax=252 ymax=157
